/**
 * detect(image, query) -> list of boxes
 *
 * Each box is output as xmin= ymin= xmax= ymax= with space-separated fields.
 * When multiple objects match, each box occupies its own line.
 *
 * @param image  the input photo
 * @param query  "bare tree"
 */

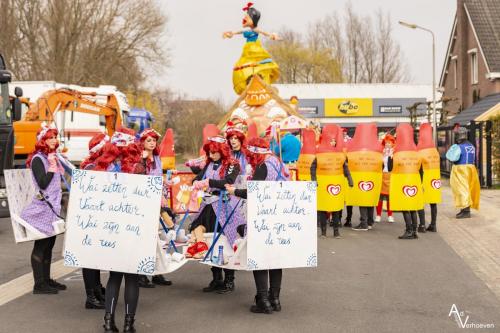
xmin=0 ymin=0 xmax=168 ymax=90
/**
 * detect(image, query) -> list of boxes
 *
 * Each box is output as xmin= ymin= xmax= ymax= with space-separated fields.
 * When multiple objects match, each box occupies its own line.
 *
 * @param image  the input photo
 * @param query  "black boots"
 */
xmin=203 ymin=268 xmax=224 ymax=292
xmin=86 ymin=288 xmax=105 ymax=309
xmin=456 ymin=207 xmax=471 ymax=219
xmin=152 ymin=274 xmax=172 ymax=286
xmin=138 ymin=275 xmax=155 ymax=288
xmin=33 ymin=282 xmax=58 ymax=294
xmin=103 ymin=313 xmax=119 ymax=333
xmin=426 ymin=224 xmax=437 ymax=232
xmin=417 ymin=225 xmax=426 ymax=233
xmin=320 ymin=220 xmax=327 ymax=237
xmin=123 ymin=314 xmax=136 ymax=333
xmin=269 ymin=288 xmax=281 ymax=312
xmin=250 ymin=293 xmax=273 ymax=314
xmin=217 ymin=273 xmax=235 ymax=294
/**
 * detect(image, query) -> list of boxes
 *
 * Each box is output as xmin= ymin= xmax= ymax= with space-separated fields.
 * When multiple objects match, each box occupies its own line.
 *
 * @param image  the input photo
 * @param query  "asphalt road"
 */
xmin=0 ymin=207 xmax=499 ymax=333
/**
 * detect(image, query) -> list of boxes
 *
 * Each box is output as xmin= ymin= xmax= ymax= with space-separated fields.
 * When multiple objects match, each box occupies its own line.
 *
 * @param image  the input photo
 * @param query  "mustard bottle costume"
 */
xmin=297 ymin=129 xmax=316 ymax=181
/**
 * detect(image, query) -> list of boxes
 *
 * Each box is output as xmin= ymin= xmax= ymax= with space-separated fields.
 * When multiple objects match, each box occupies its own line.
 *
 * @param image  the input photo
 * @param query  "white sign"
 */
xmin=64 ymin=170 xmax=162 ymax=274
xmin=247 ymin=181 xmax=317 ymax=270
xmin=4 ymin=169 xmax=65 ymax=243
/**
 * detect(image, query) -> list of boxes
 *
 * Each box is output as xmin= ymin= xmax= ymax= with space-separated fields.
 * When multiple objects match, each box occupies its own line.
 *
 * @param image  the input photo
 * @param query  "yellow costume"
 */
xmin=297 ymin=129 xmax=316 ymax=181
xmin=316 ymin=152 xmax=347 ymax=212
xmin=450 ymin=165 xmax=480 ymax=209
xmin=419 ymin=148 xmax=442 ymax=204
xmin=233 ymin=30 xmax=279 ymax=95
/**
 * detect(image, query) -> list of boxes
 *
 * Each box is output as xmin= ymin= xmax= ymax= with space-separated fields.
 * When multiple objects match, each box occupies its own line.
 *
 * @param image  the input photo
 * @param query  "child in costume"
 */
xmin=188 ymin=136 xmax=244 ymax=294
xmin=80 ymin=133 xmax=110 ymax=309
xmin=21 ymin=123 xmax=67 ymax=294
xmin=310 ymin=125 xmax=353 ymax=238
xmin=389 ymin=124 xmax=424 ymax=239
xmin=446 ymin=127 xmax=480 ymax=218
xmin=223 ymin=2 xmax=280 ymax=95
xmin=417 ymin=123 xmax=441 ymax=231
xmin=226 ymin=137 xmax=289 ymax=314
xmin=375 ymin=134 xmax=395 ymax=223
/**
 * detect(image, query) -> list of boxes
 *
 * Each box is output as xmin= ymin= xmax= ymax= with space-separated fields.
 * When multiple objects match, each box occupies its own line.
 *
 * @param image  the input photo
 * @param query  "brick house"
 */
xmin=439 ymin=0 xmax=500 ymax=116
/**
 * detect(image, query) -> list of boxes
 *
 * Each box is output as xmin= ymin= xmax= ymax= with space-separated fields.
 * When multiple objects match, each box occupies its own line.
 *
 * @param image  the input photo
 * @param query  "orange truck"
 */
xmin=13 ymin=88 xmax=127 ymax=163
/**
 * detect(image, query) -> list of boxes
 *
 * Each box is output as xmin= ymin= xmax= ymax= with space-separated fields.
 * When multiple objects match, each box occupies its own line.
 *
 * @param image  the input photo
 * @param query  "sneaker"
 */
xmin=374 ymin=215 xmax=381 ymax=223
xmin=368 ymin=225 xmax=373 ymax=230
xmin=333 ymin=229 xmax=341 ymax=239
xmin=352 ymin=223 xmax=369 ymax=231
xmin=388 ymin=216 xmax=395 ymax=223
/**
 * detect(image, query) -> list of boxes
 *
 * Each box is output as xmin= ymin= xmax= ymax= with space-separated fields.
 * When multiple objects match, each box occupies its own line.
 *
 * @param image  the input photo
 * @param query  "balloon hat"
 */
xmin=348 ymin=123 xmax=382 ymax=152
xmin=318 ymin=124 xmax=343 ymax=153
xmin=300 ymin=129 xmax=316 ymax=154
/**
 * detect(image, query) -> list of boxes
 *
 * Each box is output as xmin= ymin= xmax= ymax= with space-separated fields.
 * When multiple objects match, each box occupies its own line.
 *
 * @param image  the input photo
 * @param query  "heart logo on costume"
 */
xmin=358 ymin=181 xmax=374 ymax=192
xmin=403 ymin=185 xmax=418 ymax=197
xmin=431 ymin=179 xmax=441 ymax=189
xmin=326 ymin=184 xmax=341 ymax=196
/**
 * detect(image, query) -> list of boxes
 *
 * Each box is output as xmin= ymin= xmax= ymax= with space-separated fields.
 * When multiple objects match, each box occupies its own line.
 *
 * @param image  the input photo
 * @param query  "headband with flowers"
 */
xmin=247 ymin=145 xmax=271 ymax=154
xmin=111 ymin=131 xmax=136 ymax=147
xmin=140 ymin=128 xmax=161 ymax=139
xmin=37 ymin=122 xmax=57 ymax=141
xmin=208 ymin=136 xmax=227 ymax=144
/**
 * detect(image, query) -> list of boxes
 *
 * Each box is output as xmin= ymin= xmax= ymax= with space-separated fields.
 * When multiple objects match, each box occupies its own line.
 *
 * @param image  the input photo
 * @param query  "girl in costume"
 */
xmin=375 ymin=134 xmax=395 ymax=223
xmin=21 ymin=123 xmax=67 ymax=294
xmin=310 ymin=125 xmax=353 ymax=238
xmin=223 ymin=2 xmax=280 ymax=95
xmin=346 ymin=123 xmax=383 ymax=231
xmin=226 ymin=137 xmax=289 ymax=314
xmin=80 ymin=133 xmax=110 ymax=309
xmin=95 ymin=127 xmax=142 ymax=333
xmin=188 ymin=136 xmax=244 ymax=295
xmin=137 ymin=128 xmax=174 ymax=288
xmin=226 ymin=121 xmax=249 ymax=178
xmin=417 ymin=123 xmax=441 ymax=232
xmin=388 ymin=124 xmax=424 ymax=239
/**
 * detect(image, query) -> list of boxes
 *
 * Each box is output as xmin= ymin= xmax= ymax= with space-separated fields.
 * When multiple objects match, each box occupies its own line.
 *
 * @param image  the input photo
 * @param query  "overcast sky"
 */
xmin=156 ymin=0 xmax=456 ymax=103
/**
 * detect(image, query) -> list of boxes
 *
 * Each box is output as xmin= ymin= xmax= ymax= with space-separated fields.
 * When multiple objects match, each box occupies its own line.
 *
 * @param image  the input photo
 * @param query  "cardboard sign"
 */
xmin=4 ymin=169 xmax=65 ymax=243
xmin=64 ymin=170 xmax=162 ymax=274
xmin=246 ymin=181 xmax=317 ymax=270
xmin=170 ymin=172 xmax=200 ymax=213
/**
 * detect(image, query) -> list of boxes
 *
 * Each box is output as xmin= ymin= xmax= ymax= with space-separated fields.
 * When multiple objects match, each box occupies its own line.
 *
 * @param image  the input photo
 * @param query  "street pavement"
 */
xmin=0 ymin=185 xmax=499 ymax=333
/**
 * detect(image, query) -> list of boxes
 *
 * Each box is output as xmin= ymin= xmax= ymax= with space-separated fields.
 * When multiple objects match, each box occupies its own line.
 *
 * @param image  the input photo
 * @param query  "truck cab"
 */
xmin=0 ymin=54 xmax=22 ymax=216
xmin=126 ymin=108 xmax=153 ymax=135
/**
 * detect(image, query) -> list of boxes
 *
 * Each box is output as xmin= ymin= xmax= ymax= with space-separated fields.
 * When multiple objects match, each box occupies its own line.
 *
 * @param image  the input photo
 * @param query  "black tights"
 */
xmin=341 ymin=206 xmax=353 ymax=222
xmin=105 ymin=272 xmax=139 ymax=315
xmin=318 ymin=211 xmax=341 ymax=235
xmin=417 ymin=203 xmax=438 ymax=226
xmin=31 ymin=236 xmax=56 ymax=284
xmin=82 ymin=268 xmax=102 ymax=290
xmin=253 ymin=269 xmax=282 ymax=293
xmin=402 ymin=211 xmax=418 ymax=230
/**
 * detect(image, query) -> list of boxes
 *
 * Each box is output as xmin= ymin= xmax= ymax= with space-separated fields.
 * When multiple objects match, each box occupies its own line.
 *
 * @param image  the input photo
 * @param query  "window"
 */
xmin=470 ymin=51 xmax=478 ymax=84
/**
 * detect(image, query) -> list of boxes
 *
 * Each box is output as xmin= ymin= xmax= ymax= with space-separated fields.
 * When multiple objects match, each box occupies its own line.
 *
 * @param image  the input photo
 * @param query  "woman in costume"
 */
xmin=21 ymin=123 xmax=67 ymax=294
xmin=417 ymin=123 xmax=441 ymax=231
xmin=79 ymin=133 xmax=110 ymax=309
xmin=137 ymin=128 xmax=174 ymax=288
xmin=446 ymin=127 xmax=480 ymax=218
xmin=223 ymin=2 xmax=280 ymax=95
xmin=188 ymin=136 xmax=244 ymax=295
xmin=388 ymin=124 xmax=424 ymax=239
xmin=375 ymin=134 xmax=395 ymax=223
xmin=95 ymin=127 xmax=142 ymax=333
xmin=226 ymin=137 xmax=289 ymax=314
xmin=226 ymin=121 xmax=249 ymax=177
xmin=310 ymin=125 xmax=353 ymax=238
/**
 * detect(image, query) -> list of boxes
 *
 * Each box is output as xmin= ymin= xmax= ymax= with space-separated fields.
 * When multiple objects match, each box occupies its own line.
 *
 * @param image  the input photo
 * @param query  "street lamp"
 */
xmin=399 ymin=20 xmax=437 ymax=144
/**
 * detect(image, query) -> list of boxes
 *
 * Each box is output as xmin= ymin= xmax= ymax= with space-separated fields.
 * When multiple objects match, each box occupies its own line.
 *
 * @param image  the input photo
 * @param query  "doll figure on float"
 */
xmin=223 ymin=2 xmax=280 ymax=95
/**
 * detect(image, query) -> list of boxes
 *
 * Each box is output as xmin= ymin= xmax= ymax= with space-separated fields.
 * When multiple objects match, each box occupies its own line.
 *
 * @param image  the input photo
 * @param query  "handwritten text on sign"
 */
xmin=64 ymin=170 xmax=162 ymax=274
xmin=247 ymin=181 xmax=317 ymax=270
